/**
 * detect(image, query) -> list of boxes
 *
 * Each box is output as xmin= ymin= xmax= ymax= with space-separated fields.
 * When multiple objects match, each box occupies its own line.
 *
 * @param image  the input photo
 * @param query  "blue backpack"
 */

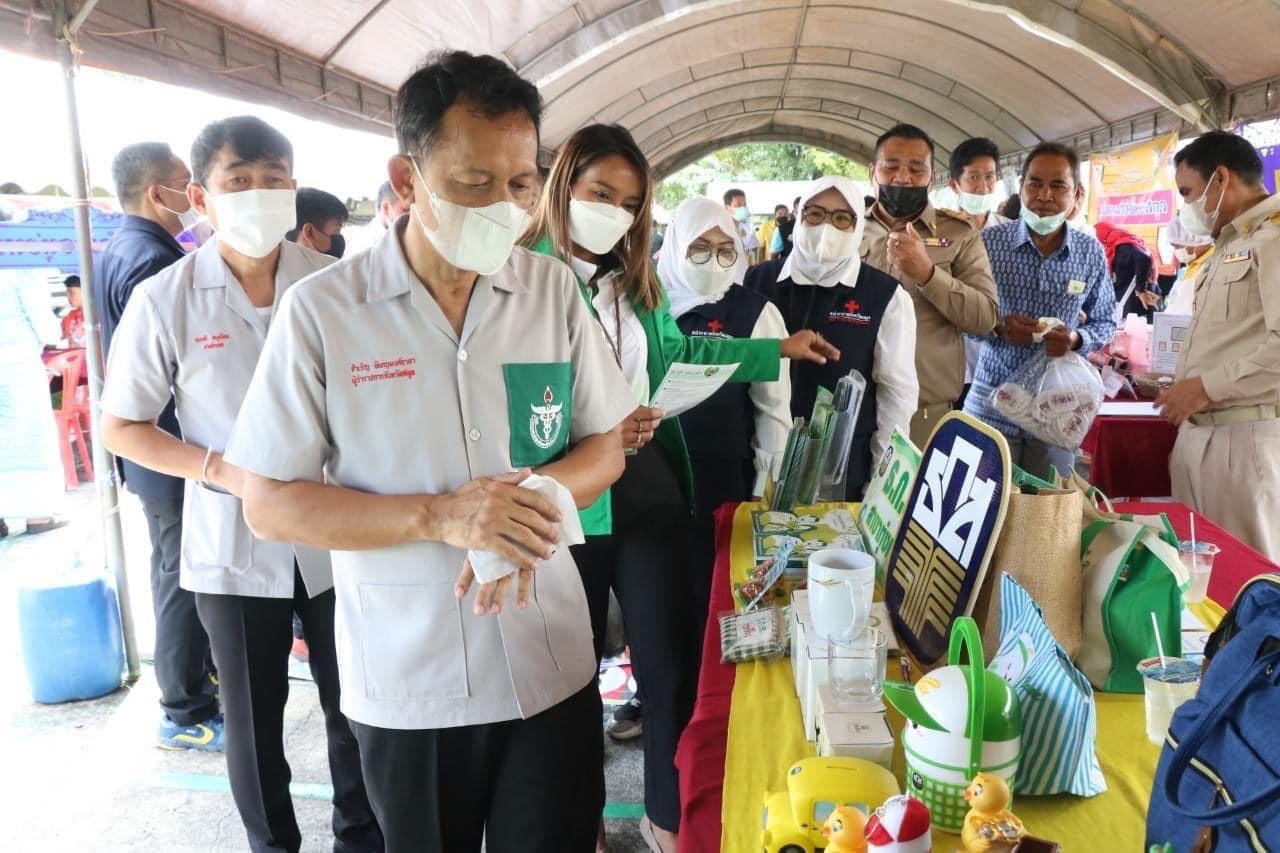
xmin=1147 ymin=574 xmax=1280 ymax=852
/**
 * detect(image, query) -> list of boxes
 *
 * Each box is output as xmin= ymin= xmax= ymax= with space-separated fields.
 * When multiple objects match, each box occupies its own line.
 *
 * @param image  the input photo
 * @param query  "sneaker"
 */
xmin=606 ymin=697 xmax=642 ymax=741
xmin=291 ymin=636 xmax=310 ymax=663
xmin=157 ymin=713 xmax=225 ymax=752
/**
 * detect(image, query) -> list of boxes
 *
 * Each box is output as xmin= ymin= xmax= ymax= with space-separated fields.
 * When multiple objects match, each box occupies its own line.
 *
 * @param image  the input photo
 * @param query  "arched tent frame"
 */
xmin=4 ymin=0 xmax=1280 ymax=668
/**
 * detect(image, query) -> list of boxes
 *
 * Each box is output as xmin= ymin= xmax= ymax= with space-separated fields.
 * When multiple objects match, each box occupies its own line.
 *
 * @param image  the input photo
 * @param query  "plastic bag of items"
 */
xmin=991 ymin=347 xmax=1104 ymax=450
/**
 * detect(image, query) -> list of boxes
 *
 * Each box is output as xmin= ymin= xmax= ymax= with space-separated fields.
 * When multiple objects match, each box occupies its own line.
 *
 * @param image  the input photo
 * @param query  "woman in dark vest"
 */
xmin=744 ymin=176 xmax=920 ymax=497
xmin=658 ymin=197 xmax=792 ymax=629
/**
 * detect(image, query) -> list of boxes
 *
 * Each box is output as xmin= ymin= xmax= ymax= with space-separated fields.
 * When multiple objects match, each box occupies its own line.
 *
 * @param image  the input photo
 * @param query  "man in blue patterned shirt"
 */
xmin=964 ymin=142 xmax=1116 ymax=480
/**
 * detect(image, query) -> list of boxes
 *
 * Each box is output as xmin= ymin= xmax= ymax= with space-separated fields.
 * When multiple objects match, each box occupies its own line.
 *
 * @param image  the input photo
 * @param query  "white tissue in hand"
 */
xmin=466 ymin=474 xmax=584 ymax=585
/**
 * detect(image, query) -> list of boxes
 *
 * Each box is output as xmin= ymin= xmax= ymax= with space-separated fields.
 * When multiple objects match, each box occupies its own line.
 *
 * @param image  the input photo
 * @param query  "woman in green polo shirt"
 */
xmin=524 ymin=123 xmax=836 ymax=853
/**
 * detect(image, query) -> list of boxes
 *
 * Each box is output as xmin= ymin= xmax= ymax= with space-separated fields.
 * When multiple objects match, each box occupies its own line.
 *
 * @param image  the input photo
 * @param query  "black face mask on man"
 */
xmin=877 ymin=184 xmax=930 ymax=220
xmin=323 ymin=233 xmax=346 ymax=259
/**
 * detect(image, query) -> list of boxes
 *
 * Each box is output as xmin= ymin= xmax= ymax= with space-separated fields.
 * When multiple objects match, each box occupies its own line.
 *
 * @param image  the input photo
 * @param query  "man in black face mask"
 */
xmin=863 ymin=124 xmax=998 ymax=448
xmin=286 ymin=186 xmax=350 ymax=258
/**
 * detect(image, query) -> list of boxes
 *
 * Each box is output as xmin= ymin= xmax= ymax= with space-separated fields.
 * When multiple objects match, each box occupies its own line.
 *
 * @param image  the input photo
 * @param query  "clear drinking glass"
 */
xmin=827 ymin=628 xmax=888 ymax=703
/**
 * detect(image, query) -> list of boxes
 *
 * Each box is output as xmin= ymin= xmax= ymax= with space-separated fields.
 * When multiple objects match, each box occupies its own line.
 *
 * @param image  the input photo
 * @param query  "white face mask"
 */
xmin=679 ymin=255 xmax=735 ymax=299
xmin=957 ymin=191 xmax=1000 ymax=216
xmin=794 ymin=220 xmax=860 ymax=265
xmin=1178 ymin=173 xmax=1226 ymax=238
xmin=1020 ymin=205 xmax=1068 ymax=236
xmin=156 ymin=185 xmax=201 ymax=231
xmin=1173 ymin=247 xmax=1194 ymax=264
xmin=568 ymin=198 xmax=635 ymax=255
xmin=410 ymin=159 xmax=529 ymax=276
xmin=209 ymin=188 xmax=296 ymax=258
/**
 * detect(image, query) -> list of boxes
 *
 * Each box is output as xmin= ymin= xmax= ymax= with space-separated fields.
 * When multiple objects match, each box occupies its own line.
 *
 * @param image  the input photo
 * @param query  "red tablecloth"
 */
xmin=1081 ymin=414 xmax=1179 ymax=499
xmin=674 ymin=501 xmax=1276 ymax=853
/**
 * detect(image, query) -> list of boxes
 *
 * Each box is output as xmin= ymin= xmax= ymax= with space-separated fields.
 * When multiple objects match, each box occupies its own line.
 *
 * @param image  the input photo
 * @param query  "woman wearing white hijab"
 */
xmin=744 ymin=176 xmax=919 ymax=496
xmin=657 ymin=197 xmax=792 ymax=618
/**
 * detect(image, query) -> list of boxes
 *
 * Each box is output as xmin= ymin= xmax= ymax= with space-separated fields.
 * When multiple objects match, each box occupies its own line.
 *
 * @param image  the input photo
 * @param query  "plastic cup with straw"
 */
xmin=1180 ymin=512 xmax=1221 ymax=603
xmin=1137 ymin=611 xmax=1200 ymax=744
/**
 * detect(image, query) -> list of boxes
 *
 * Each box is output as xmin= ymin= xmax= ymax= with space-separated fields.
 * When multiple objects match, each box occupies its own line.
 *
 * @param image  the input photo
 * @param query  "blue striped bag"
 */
xmin=988 ymin=573 xmax=1106 ymax=796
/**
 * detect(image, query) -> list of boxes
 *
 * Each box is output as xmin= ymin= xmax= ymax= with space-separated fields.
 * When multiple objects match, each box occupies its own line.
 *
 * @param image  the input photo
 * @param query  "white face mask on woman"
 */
xmin=410 ymin=158 xmax=530 ymax=275
xmin=209 ymin=188 xmax=296 ymax=258
xmin=568 ymin=198 xmax=635 ymax=255
xmin=794 ymin=220 xmax=858 ymax=265
xmin=679 ymin=255 xmax=735 ymax=299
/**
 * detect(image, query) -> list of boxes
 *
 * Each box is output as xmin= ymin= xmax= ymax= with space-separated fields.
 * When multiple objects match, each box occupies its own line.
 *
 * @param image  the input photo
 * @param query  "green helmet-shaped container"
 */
xmin=882 ymin=617 xmax=1021 ymax=832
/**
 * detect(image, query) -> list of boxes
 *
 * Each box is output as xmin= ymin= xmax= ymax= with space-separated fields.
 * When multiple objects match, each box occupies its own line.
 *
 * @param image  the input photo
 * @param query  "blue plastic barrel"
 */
xmin=17 ymin=568 xmax=124 ymax=703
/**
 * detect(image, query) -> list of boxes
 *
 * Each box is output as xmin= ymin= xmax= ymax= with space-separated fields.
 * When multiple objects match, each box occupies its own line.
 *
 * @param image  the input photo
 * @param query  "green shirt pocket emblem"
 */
xmin=504 ymin=362 xmax=573 ymax=467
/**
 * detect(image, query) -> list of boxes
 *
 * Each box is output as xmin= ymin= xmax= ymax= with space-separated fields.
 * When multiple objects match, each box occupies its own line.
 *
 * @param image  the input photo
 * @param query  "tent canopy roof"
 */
xmin=5 ymin=0 xmax=1280 ymax=177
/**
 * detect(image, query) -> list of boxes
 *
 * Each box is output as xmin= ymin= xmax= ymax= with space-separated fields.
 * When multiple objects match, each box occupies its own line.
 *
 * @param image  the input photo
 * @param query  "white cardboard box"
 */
xmin=792 ymin=591 xmax=899 ymax=741
xmin=816 ymin=681 xmax=885 ymax=718
xmin=816 ymin=712 xmax=895 ymax=768
xmin=797 ymin=623 xmax=829 ymax=741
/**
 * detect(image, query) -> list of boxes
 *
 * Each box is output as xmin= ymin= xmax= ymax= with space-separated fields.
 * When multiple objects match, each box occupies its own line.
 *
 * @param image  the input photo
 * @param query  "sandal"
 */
xmin=24 ymin=518 xmax=69 ymax=536
xmin=638 ymin=816 xmax=675 ymax=853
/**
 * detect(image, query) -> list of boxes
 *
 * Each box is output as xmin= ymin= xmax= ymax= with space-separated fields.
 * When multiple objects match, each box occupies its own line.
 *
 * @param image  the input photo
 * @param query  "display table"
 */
xmin=1081 ymin=401 xmax=1179 ymax=498
xmin=675 ymin=501 xmax=1275 ymax=853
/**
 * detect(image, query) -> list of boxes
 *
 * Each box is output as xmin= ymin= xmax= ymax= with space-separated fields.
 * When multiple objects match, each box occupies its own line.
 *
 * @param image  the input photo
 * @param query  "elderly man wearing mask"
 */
xmin=745 ymin=176 xmax=919 ymax=497
xmin=224 ymin=53 xmax=637 ymax=853
xmin=658 ymin=196 xmax=792 ymax=626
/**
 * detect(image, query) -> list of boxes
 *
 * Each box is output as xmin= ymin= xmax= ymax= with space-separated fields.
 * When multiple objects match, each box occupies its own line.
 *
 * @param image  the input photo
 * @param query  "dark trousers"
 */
xmin=688 ymin=456 xmax=753 ymax=654
xmin=195 ymin=571 xmax=382 ymax=853
xmin=572 ymin=443 xmax=697 ymax=832
xmin=349 ymin=683 xmax=603 ymax=853
xmin=143 ymin=495 xmax=217 ymax=726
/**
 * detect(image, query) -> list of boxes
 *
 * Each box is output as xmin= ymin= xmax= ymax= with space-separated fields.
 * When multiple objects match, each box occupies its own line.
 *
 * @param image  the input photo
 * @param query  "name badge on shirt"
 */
xmin=1066 ymin=279 xmax=1086 ymax=295
xmin=921 ymin=237 xmax=951 ymax=248
xmin=1221 ymin=249 xmax=1252 ymax=264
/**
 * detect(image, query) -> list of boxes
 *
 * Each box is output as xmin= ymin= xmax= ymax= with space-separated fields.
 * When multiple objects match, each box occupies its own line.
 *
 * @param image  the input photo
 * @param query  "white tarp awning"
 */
xmin=3 ymin=0 xmax=1280 ymax=176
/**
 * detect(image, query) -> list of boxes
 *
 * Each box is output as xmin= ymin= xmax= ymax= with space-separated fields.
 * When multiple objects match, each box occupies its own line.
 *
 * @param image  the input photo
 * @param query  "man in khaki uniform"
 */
xmin=1160 ymin=131 xmax=1280 ymax=562
xmin=862 ymin=124 xmax=999 ymax=447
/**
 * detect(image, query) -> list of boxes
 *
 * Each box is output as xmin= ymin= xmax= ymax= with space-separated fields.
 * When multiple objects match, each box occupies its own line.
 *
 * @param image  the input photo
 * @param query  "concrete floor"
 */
xmin=0 ymin=485 xmax=649 ymax=852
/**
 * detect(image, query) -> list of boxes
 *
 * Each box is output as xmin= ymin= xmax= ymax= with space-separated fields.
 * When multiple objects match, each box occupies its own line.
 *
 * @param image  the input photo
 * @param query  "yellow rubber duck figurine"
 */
xmin=822 ymin=805 xmax=869 ymax=853
xmin=961 ymin=773 xmax=1025 ymax=853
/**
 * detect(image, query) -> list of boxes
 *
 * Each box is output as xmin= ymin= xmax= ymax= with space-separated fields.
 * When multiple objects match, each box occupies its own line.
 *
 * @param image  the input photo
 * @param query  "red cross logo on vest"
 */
xmin=845 ymin=298 xmax=860 ymax=314
xmin=707 ymin=319 xmax=723 ymax=333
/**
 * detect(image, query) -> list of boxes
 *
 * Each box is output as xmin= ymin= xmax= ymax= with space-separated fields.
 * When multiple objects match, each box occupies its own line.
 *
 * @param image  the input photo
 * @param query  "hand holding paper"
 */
xmin=648 ymin=361 xmax=740 ymax=418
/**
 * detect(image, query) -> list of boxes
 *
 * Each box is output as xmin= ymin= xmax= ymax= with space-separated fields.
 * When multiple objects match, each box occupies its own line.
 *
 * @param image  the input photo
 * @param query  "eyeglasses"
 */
xmin=687 ymin=245 xmax=738 ymax=268
xmin=801 ymin=205 xmax=857 ymax=231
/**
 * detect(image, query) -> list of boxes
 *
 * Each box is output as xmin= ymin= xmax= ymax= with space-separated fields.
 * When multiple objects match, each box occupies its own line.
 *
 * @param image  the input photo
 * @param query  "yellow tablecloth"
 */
xmin=720 ymin=502 xmax=1224 ymax=852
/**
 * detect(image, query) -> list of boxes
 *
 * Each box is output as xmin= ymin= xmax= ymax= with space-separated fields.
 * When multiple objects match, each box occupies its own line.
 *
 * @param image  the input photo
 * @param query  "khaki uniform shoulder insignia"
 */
xmin=936 ymin=207 xmax=973 ymax=226
xmin=1267 ymin=211 xmax=1280 ymax=227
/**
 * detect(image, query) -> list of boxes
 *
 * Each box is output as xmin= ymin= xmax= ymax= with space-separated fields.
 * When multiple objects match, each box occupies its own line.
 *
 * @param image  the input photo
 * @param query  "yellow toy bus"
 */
xmin=761 ymin=757 xmax=901 ymax=852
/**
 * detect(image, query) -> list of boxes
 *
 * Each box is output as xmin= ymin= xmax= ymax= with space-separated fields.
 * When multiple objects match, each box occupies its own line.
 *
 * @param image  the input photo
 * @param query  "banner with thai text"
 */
xmin=1088 ymin=132 xmax=1178 ymax=245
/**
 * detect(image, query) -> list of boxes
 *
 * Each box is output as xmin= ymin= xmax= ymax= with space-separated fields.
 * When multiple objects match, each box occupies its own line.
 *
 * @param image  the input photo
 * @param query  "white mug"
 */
xmin=807 ymin=548 xmax=874 ymax=642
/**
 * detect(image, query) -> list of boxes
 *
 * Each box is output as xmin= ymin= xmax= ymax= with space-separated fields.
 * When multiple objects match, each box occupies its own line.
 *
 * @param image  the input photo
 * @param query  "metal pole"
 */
xmin=53 ymin=0 xmax=139 ymax=684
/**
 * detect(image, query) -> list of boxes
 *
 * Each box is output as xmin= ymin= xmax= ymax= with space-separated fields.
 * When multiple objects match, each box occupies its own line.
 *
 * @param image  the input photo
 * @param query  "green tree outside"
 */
xmin=655 ymin=143 xmax=867 ymax=212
